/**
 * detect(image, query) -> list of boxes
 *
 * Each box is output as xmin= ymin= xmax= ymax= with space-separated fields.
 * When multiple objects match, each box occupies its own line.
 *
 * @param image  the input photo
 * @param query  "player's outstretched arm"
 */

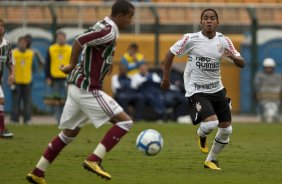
xmin=161 ymin=50 xmax=175 ymax=90
xmin=230 ymin=55 xmax=245 ymax=68
xmin=60 ymin=40 xmax=82 ymax=74
xmin=224 ymin=50 xmax=245 ymax=68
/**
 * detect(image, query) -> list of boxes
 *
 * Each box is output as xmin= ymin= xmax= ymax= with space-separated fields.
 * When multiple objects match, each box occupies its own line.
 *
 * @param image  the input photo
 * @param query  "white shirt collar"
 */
xmin=104 ymin=16 xmax=119 ymax=38
xmin=199 ymin=31 xmax=218 ymax=40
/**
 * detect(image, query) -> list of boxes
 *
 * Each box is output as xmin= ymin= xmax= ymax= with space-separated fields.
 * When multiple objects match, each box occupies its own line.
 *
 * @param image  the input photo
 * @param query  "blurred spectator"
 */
xmin=153 ymin=65 xmax=190 ymax=122
xmin=131 ymin=63 xmax=165 ymax=120
xmin=121 ymin=43 xmax=145 ymax=76
xmin=111 ymin=64 xmax=145 ymax=121
xmin=254 ymin=58 xmax=282 ymax=122
xmin=45 ymin=30 xmax=71 ymax=123
xmin=164 ymin=70 xmax=190 ymax=122
xmin=25 ymin=34 xmax=45 ymax=69
xmin=10 ymin=36 xmax=40 ymax=124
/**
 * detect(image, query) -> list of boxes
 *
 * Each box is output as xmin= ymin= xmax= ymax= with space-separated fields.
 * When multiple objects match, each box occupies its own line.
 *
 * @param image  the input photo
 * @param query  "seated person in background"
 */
xmin=111 ymin=64 xmax=145 ymax=121
xmin=121 ymin=43 xmax=145 ymax=76
xmin=254 ymin=58 xmax=282 ymax=122
xmin=153 ymin=65 xmax=190 ymax=122
xmin=131 ymin=63 xmax=165 ymax=120
xmin=163 ymin=68 xmax=190 ymax=122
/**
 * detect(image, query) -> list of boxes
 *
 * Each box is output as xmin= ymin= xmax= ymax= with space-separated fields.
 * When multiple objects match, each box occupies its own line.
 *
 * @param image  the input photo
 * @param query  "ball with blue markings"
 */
xmin=136 ymin=129 xmax=163 ymax=156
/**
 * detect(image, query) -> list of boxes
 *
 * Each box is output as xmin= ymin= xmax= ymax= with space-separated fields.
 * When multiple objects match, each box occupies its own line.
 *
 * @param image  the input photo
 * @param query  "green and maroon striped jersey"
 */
xmin=67 ymin=17 xmax=119 ymax=91
xmin=0 ymin=38 xmax=13 ymax=81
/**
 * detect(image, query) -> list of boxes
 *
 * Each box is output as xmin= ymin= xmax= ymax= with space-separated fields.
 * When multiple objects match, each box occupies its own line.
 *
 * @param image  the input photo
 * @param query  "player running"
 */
xmin=161 ymin=8 xmax=245 ymax=170
xmin=0 ymin=19 xmax=15 ymax=138
xmin=26 ymin=1 xmax=135 ymax=183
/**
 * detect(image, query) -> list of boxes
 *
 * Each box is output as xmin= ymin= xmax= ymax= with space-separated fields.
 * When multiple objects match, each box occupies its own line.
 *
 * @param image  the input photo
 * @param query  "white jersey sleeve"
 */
xmin=222 ymin=36 xmax=241 ymax=57
xmin=170 ymin=34 xmax=192 ymax=57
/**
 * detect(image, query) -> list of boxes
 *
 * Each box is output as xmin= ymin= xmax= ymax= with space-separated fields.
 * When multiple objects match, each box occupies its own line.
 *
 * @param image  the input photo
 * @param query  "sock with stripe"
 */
xmin=87 ymin=120 xmax=133 ymax=162
xmin=32 ymin=132 xmax=74 ymax=177
xmin=206 ymin=126 xmax=232 ymax=162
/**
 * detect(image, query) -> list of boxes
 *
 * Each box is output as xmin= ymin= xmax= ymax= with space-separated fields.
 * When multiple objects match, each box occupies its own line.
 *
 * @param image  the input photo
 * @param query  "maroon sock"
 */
xmin=87 ymin=125 xmax=127 ymax=163
xmin=0 ymin=111 xmax=5 ymax=131
xmin=43 ymin=136 xmax=67 ymax=163
xmin=32 ymin=168 xmax=45 ymax=178
xmin=87 ymin=154 xmax=102 ymax=163
xmin=101 ymin=125 xmax=128 ymax=152
xmin=32 ymin=136 xmax=67 ymax=177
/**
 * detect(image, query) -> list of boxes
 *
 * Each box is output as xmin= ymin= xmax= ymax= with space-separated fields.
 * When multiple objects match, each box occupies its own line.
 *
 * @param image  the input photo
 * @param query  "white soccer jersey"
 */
xmin=170 ymin=31 xmax=241 ymax=97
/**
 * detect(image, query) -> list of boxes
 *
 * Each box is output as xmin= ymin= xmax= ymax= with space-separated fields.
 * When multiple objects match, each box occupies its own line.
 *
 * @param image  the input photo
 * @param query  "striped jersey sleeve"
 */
xmin=223 ymin=36 xmax=240 ymax=57
xmin=170 ymin=33 xmax=191 ymax=57
xmin=76 ymin=23 xmax=115 ymax=47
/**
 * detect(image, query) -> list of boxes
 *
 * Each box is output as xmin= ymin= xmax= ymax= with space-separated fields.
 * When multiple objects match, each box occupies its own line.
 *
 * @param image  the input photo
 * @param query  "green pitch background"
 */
xmin=1 ymin=123 xmax=282 ymax=184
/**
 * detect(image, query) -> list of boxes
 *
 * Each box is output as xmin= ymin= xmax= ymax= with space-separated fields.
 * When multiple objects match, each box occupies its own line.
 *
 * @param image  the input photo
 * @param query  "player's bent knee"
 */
xmin=116 ymin=120 xmax=133 ymax=132
xmin=59 ymin=131 xmax=75 ymax=144
xmin=200 ymin=120 xmax=219 ymax=134
xmin=221 ymin=125 xmax=232 ymax=135
xmin=215 ymin=126 xmax=232 ymax=144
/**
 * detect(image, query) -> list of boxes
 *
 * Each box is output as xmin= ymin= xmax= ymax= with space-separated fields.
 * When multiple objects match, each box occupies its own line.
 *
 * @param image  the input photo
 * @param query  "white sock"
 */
xmin=205 ymin=141 xmax=225 ymax=162
xmin=206 ymin=126 xmax=232 ymax=162
xmin=93 ymin=143 xmax=106 ymax=159
xmin=36 ymin=156 xmax=50 ymax=172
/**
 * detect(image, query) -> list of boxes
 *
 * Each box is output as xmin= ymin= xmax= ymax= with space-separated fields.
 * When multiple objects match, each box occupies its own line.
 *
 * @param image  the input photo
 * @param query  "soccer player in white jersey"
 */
xmin=26 ymin=1 xmax=135 ymax=184
xmin=0 ymin=19 xmax=15 ymax=138
xmin=161 ymin=9 xmax=245 ymax=170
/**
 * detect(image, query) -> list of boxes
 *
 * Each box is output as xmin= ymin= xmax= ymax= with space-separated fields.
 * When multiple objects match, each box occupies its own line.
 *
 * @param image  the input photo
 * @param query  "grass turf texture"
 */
xmin=1 ymin=122 xmax=282 ymax=184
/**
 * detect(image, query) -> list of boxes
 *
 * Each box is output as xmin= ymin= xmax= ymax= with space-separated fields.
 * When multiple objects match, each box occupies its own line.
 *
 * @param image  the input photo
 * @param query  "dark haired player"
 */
xmin=161 ymin=8 xmax=245 ymax=170
xmin=26 ymin=1 xmax=135 ymax=183
xmin=0 ymin=19 xmax=15 ymax=138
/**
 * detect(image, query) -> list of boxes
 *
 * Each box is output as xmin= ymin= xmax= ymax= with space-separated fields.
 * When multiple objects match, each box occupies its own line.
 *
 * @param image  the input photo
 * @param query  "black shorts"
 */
xmin=188 ymin=88 xmax=232 ymax=125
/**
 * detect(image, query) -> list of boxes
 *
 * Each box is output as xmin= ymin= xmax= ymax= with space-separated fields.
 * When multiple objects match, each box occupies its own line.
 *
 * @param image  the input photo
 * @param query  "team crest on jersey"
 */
xmin=195 ymin=102 xmax=202 ymax=112
xmin=217 ymin=43 xmax=224 ymax=53
xmin=109 ymin=100 xmax=116 ymax=106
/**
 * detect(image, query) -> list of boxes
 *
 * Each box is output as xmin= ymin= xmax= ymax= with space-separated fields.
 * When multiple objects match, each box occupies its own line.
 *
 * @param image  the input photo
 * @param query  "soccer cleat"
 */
xmin=204 ymin=160 xmax=222 ymax=170
xmin=0 ymin=129 xmax=13 ymax=138
xmin=83 ymin=160 xmax=112 ymax=180
xmin=26 ymin=173 xmax=47 ymax=184
xmin=197 ymin=136 xmax=208 ymax=154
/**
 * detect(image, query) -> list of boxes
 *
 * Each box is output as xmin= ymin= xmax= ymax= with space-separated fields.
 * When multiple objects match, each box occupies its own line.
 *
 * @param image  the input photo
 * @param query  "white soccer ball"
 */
xmin=136 ymin=129 xmax=163 ymax=156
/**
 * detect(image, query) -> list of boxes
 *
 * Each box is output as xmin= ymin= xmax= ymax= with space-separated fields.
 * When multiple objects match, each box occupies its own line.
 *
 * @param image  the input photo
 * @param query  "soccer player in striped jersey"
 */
xmin=161 ymin=9 xmax=245 ymax=170
xmin=26 ymin=1 xmax=134 ymax=184
xmin=0 ymin=19 xmax=15 ymax=138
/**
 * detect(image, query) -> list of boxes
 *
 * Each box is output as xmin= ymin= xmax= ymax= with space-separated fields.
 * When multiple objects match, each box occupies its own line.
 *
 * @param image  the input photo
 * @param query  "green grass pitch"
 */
xmin=1 ymin=122 xmax=282 ymax=184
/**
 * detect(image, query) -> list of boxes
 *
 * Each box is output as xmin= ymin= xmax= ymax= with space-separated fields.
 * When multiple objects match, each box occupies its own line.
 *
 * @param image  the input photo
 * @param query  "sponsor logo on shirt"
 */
xmin=195 ymin=56 xmax=220 ymax=72
xmin=194 ymin=81 xmax=220 ymax=90
xmin=176 ymin=36 xmax=189 ymax=55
